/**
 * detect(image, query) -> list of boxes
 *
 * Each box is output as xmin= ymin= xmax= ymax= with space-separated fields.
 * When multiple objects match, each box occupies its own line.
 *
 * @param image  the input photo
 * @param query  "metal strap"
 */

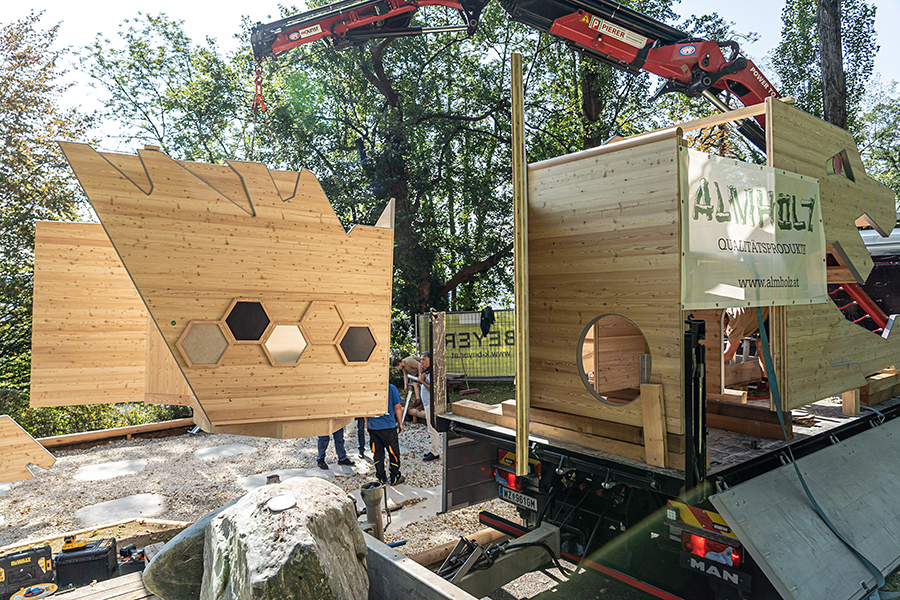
xmin=756 ymin=307 xmax=886 ymax=598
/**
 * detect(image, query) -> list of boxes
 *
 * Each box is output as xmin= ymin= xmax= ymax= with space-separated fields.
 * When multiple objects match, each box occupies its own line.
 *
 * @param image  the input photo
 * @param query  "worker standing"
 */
xmin=367 ymin=383 xmax=405 ymax=485
xmin=418 ymin=352 xmax=441 ymax=461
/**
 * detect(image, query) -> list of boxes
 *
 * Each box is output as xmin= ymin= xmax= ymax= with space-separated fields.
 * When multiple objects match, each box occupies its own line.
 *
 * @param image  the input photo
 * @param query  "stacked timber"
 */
xmin=451 ymin=398 xmax=684 ymax=470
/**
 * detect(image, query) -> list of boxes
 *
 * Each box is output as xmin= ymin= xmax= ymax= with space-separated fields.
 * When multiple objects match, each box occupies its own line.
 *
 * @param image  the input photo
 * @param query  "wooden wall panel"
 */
xmin=59 ymin=144 xmax=394 ymax=437
xmin=766 ymin=98 xmax=900 ymax=410
xmin=31 ymin=221 xmax=149 ymax=406
xmin=31 ymin=221 xmax=196 ymax=408
xmin=0 ymin=416 xmax=55 ymax=482
xmin=145 ymin=317 xmax=195 ymax=400
xmin=527 ymin=129 xmax=685 ymax=435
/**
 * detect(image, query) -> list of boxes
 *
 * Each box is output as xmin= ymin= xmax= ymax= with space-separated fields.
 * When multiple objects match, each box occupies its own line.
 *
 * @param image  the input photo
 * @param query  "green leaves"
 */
xmin=81 ymin=13 xmax=248 ymax=163
xmin=772 ymin=0 xmax=877 ymax=134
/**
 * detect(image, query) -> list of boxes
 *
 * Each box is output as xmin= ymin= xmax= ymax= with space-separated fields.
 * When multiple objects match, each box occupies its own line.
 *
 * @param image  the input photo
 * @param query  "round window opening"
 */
xmin=577 ymin=315 xmax=651 ymax=406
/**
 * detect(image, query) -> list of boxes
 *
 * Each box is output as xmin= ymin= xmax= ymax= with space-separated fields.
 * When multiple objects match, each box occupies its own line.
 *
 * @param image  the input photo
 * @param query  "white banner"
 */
xmin=680 ymin=148 xmax=827 ymax=309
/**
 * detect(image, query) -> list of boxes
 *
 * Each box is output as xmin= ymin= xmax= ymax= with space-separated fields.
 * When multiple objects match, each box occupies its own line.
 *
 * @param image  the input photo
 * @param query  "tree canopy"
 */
xmin=0 ymin=13 xmax=190 ymax=436
xmin=0 ymin=12 xmax=94 ymax=409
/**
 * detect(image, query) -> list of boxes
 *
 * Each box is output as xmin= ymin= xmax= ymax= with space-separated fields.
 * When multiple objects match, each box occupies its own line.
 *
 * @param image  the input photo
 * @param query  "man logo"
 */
xmin=288 ymin=31 xmax=301 ymax=41
xmin=689 ymin=557 xmax=740 ymax=585
xmin=680 ymin=45 xmax=697 ymax=56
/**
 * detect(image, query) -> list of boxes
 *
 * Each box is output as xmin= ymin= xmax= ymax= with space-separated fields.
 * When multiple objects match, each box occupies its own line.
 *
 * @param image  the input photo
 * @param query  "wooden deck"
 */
xmin=58 ymin=573 xmax=156 ymax=600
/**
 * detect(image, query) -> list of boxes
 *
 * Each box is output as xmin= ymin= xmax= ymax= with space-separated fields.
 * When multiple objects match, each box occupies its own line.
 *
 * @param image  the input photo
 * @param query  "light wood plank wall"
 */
xmin=0 ymin=416 xmax=56 ymax=483
xmin=31 ymin=221 xmax=191 ymax=407
xmin=527 ymin=128 xmax=685 ymax=435
xmin=60 ymin=144 xmax=394 ymax=436
xmin=765 ymin=98 xmax=900 ymax=410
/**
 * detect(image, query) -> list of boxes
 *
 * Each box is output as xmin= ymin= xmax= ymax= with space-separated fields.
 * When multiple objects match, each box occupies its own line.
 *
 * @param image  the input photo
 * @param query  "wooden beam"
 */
xmin=860 ymin=371 xmax=900 ymax=406
xmin=707 ymin=388 xmax=748 ymax=404
xmin=640 ymin=384 xmax=667 ymax=468
xmin=511 ymin=53 xmax=530 ymax=477
xmin=409 ymin=528 xmax=509 ymax=567
xmin=38 ymin=418 xmax=195 ymax=448
xmin=0 ymin=517 xmax=190 ymax=554
xmin=842 ymin=388 xmax=860 ymax=415
xmin=499 ymin=400 xmax=684 ymax=453
xmin=706 ymin=401 xmax=791 ymax=440
xmin=724 ymin=361 xmax=763 ymax=387
xmin=453 ymin=400 xmax=684 ymax=470
xmin=827 ymin=265 xmax=857 ymax=284
xmin=678 ymin=103 xmax=767 ymax=133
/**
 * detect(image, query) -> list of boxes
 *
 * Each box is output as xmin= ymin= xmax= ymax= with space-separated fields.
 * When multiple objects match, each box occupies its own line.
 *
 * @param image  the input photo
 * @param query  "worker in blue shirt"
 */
xmin=367 ymin=383 xmax=405 ymax=485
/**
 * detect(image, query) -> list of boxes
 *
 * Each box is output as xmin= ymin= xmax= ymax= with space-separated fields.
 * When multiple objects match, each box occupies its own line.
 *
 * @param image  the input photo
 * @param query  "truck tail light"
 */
xmin=682 ymin=532 xmax=742 ymax=568
xmin=494 ymin=467 xmax=524 ymax=490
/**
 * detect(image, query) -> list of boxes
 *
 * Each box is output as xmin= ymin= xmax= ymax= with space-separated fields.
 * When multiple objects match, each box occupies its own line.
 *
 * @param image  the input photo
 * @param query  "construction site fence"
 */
xmin=416 ymin=310 xmax=515 ymax=380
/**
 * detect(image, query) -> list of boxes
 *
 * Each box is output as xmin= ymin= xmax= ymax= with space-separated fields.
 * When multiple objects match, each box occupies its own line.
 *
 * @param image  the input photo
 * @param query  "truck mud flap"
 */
xmin=710 ymin=416 xmax=900 ymax=600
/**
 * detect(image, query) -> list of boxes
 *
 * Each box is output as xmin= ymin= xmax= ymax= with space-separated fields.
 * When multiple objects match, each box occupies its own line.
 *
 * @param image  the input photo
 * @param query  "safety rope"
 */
xmin=756 ymin=307 xmax=887 ymax=599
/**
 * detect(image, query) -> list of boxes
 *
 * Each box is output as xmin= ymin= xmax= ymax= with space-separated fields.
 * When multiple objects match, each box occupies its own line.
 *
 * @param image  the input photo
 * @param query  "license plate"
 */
xmin=499 ymin=485 xmax=537 ymax=511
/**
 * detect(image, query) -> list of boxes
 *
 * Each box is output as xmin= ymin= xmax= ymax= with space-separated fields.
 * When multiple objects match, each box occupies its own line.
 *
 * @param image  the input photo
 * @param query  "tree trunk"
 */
xmin=580 ymin=61 xmax=610 ymax=149
xmin=818 ymin=0 xmax=847 ymax=128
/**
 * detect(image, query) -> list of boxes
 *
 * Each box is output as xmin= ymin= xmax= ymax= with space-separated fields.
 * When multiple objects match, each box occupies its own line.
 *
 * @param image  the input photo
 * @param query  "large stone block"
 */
xmin=143 ymin=497 xmax=239 ymax=600
xmin=200 ymin=477 xmax=368 ymax=600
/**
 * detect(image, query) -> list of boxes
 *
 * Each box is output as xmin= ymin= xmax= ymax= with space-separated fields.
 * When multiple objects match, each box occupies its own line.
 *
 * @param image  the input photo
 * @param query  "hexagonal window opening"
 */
xmin=264 ymin=324 xmax=308 ymax=365
xmin=340 ymin=326 xmax=377 ymax=363
xmin=225 ymin=300 xmax=270 ymax=342
xmin=301 ymin=302 xmax=345 ymax=343
xmin=178 ymin=322 xmax=230 ymax=367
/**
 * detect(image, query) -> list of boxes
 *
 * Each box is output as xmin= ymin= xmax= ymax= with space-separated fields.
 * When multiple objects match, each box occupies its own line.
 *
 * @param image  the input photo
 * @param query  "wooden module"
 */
xmin=0 ymin=416 xmax=56 ymax=482
xmin=527 ymin=128 xmax=684 ymax=442
xmin=515 ymin=98 xmax=897 ymax=469
xmin=59 ymin=144 xmax=394 ymax=437
xmin=30 ymin=221 xmax=194 ymax=407
xmin=765 ymin=98 xmax=900 ymax=410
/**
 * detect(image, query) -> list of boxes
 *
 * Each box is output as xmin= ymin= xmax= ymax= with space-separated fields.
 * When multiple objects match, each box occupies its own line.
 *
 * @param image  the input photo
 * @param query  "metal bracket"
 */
xmin=438 ymin=538 xmax=484 ymax=583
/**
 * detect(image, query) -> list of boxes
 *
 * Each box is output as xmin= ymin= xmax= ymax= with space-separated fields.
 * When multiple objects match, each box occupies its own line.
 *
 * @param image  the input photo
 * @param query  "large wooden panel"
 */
xmin=527 ymin=129 xmax=685 ymax=436
xmin=31 ymin=221 xmax=194 ymax=408
xmin=59 ymin=144 xmax=394 ymax=436
xmin=766 ymin=98 xmax=900 ymax=410
xmin=0 ymin=416 xmax=55 ymax=482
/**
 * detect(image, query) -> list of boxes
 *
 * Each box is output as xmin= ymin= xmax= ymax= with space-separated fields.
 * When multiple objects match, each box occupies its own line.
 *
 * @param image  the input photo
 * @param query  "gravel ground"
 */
xmin=0 ymin=420 xmax=517 ymax=556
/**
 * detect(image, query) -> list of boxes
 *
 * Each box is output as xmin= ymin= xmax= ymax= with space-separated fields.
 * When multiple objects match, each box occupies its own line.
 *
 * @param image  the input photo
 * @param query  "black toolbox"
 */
xmin=0 ymin=545 xmax=54 ymax=600
xmin=55 ymin=538 xmax=117 ymax=588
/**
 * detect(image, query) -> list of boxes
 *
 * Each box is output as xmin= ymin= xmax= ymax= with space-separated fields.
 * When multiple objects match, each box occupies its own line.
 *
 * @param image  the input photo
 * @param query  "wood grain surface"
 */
xmin=60 ymin=144 xmax=394 ymax=436
xmin=0 ymin=415 xmax=56 ymax=482
xmin=30 ymin=221 xmax=193 ymax=407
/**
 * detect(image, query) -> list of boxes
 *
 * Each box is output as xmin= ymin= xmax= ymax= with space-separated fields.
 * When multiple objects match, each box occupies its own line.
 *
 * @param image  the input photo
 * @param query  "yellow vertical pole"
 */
xmin=511 ymin=53 xmax=530 ymax=477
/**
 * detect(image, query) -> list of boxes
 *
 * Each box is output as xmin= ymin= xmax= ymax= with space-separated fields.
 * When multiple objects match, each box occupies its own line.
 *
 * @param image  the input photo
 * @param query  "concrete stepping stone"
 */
xmin=193 ymin=443 xmax=257 ymax=461
xmin=237 ymin=468 xmax=333 ymax=491
xmin=74 ymin=458 xmax=148 ymax=481
xmin=0 ymin=482 xmax=12 ymax=497
xmin=75 ymin=493 xmax=166 ymax=527
xmin=348 ymin=484 xmax=440 ymax=532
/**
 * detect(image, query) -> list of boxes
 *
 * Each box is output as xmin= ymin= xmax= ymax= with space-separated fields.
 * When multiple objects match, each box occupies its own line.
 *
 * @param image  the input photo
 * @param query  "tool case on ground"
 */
xmin=0 ymin=545 xmax=54 ymax=600
xmin=54 ymin=537 xmax=117 ymax=588
xmin=117 ymin=544 xmax=145 ymax=576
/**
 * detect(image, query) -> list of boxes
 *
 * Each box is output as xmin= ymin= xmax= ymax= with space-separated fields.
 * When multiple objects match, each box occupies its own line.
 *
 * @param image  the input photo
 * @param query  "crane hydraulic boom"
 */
xmin=250 ymin=0 xmax=779 ymax=148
